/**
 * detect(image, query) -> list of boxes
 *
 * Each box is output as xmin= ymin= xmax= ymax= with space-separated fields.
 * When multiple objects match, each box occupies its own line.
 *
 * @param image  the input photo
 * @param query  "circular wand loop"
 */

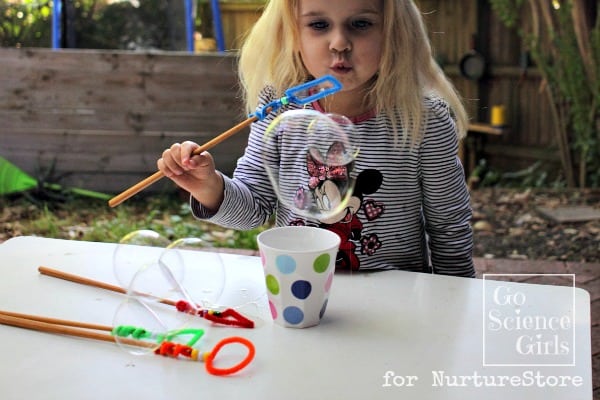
xmin=204 ymin=336 xmax=256 ymax=376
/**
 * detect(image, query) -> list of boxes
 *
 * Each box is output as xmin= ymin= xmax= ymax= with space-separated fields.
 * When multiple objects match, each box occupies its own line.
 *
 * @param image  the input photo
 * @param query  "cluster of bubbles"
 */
xmin=112 ymin=230 xmax=266 ymax=354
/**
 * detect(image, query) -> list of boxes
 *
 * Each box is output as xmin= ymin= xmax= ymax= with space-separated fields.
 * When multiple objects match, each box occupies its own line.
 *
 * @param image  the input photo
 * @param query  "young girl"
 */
xmin=158 ymin=0 xmax=475 ymax=277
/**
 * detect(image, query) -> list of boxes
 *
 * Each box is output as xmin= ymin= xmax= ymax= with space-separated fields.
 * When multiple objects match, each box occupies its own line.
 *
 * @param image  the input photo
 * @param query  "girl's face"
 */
xmin=297 ymin=0 xmax=384 ymax=94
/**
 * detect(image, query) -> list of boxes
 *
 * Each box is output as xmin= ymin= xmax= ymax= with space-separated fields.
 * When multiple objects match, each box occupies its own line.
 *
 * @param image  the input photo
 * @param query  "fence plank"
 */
xmin=0 ymin=48 xmax=247 ymax=194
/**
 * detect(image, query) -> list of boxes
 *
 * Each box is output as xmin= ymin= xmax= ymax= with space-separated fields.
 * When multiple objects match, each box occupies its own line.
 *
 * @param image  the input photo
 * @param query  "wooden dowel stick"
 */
xmin=107 ymin=115 xmax=258 ymax=208
xmin=0 ymin=312 xmax=155 ymax=349
xmin=0 ymin=310 xmax=112 ymax=332
xmin=39 ymin=266 xmax=126 ymax=295
xmin=38 ymin=266 xmax=177 ymax=307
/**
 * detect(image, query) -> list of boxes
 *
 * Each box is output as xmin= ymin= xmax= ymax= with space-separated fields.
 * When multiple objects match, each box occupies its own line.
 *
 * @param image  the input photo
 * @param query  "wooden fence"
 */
xmin=1 ymin=48 xmax=246 ymax=194
xmin=419 ymin=0 xmax=561 ymax=175
xmin=0 ymin=0 xmax=566 ymax=194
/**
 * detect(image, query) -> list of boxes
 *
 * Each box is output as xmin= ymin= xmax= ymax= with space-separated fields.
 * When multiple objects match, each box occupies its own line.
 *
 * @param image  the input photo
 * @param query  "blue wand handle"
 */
xmin=250 ymin=75 xmax=342 ymax=120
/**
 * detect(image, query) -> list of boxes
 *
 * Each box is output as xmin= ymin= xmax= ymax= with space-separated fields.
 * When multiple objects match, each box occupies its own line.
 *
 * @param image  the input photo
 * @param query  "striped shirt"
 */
xmin=192 ymin=89 xmax=475 ymax=277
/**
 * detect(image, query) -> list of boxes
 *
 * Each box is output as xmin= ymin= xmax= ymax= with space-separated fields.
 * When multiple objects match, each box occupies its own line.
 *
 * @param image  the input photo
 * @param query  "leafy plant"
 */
xmin=489 ymin=0 xmax=600 ymax=188
xmin=0 ymin=194 xmax=270 ymax=249
xmin=0 ymin=0 xmax=52 ymax=47
xmin=1 ymin=0 xmax=191 ymax=50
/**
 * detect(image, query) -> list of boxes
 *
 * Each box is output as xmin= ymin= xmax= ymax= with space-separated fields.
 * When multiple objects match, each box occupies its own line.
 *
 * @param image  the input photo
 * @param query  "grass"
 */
xmin=0 ymin=191 xmax=270 ymax=250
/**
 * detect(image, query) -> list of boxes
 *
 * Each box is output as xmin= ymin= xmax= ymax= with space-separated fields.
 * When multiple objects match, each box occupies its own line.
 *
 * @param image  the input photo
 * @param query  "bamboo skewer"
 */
xmin=38 ymin=266 xmax=177 ymax=306
xmin=37 ymin=266 xmax=255 ymax=328
xmin=39 ymin=266 xmax=126 ymax=295
xmin=107 ymin=115 xmax=258 ymax=208
xmin=0 ymin=309 xmax=113 ymax=331
xmin=0 ymin=310 xmax=155 ymax=349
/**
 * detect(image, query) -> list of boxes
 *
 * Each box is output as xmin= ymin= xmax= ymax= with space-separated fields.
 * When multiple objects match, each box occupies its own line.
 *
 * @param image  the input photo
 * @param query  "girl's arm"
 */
xmin=191 ymin=91 xmax=281 ymax=230
xmin=420 ymin=98 xmax=475 ymax=277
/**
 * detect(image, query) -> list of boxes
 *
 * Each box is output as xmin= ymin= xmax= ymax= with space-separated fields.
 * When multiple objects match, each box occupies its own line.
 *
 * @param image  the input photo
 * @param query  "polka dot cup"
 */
xmin=257 ymin=226 xmax=340 ymax=328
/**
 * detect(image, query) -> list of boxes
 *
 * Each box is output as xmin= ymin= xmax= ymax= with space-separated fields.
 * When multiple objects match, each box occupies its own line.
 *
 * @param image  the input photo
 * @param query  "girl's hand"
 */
xmin=158 ymin=141 xmax=224 ymax=211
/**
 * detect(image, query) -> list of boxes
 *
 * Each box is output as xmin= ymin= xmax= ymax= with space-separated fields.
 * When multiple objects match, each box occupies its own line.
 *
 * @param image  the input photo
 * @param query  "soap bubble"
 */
xmin=112 ymin=293 xmax=207 ymax=356
xmin=112 ymin=230 xmax=171 ymax=288
xmin=112 ymin=230 xmax=272 ymax=354
xmin=113 ymin=232 xmax=227 ymax=311
xmin=112 ymin=296 xmax=170 ymax=355
xmin=112 ymin=231 xmax=270 ymax=354
xmin=159 ymin=237 xmax=226 ymax=309
xmin=112 ymin=255 xmax=208 ymax=356
xmin=112 ymin=234 xmax=226 ymax=354
xmin=262 ymin=109 xmax=358 ymax=222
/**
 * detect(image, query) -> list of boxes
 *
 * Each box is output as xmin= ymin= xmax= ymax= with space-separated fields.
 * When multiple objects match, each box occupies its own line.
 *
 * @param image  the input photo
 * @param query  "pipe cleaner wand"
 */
xmin=0 ymin=310 xmax=255 ymax=376
xmin=38 ymin=266 xmax=255 ymax=329
xmin=108 ymin=75 xmax=342 ymax=207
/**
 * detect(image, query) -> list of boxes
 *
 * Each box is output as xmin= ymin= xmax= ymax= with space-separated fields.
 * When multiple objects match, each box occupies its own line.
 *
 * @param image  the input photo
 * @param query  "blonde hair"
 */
xmin=237 ymin=0 xmax=468 ymax=145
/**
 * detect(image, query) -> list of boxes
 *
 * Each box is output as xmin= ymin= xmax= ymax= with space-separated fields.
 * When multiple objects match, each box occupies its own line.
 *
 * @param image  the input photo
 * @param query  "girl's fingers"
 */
xmin=160 ymin=144 xmax=186 ymax=176
xmin=158 ymin=142 xmax=212 ymax=181
xmin=181 ymin=141 xmax=201 ymax=165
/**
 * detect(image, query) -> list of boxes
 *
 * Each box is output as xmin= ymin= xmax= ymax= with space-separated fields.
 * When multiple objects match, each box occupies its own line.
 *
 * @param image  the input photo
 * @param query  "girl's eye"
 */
xmin=308 ymin=20 xmax=329 ymax=31
xmin=351 ymin=19 xmax=373 ymax=30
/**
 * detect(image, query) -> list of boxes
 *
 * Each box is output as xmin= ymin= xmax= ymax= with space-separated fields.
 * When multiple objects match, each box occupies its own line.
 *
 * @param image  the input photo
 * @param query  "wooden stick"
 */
xmin=0 ymin=312 xmax=155 ymax=349
xmin=38 ymin=266 xmax=177 ymax=307
xmin=39 ymin=266 xmax=126 ymax=295
xmin=37 ymin=266 xmax=255 ymax=329
xmin=107 ymin=115 xmax=258 ymax=208
xmin=0 ymin=309 xmax=112 ymax=331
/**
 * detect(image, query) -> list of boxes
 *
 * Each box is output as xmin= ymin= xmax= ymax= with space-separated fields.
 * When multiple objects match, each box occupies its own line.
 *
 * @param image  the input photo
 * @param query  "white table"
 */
xmin=0 ymin=237 xmax=592 ymax=399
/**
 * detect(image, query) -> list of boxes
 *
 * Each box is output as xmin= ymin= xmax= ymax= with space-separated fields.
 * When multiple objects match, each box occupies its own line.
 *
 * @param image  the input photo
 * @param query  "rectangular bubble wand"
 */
xmin=107 ymin=75 xmax=342 ymax=207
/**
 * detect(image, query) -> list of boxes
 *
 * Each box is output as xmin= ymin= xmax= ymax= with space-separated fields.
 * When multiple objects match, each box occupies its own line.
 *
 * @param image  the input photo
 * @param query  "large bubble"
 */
xmin=111 ymin=231 xmax=269 ymax=354
xmin=262 ymin=109 xmax=358 ymax=222
xmin=112 ymin=232 xmax=226 ymax=354
xmin=112 ymin=230 xmax=171 ymax=289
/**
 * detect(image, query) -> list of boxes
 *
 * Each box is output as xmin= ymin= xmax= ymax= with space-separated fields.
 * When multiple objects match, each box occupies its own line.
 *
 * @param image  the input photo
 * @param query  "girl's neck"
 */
xmin=315 ymin=88 xmax=375 ymax=121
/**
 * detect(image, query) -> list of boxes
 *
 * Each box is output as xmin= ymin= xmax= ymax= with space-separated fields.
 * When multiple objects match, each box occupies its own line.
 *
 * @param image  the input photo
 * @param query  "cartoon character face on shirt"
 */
xmin=304 ymin=141 xmax=353 ymax=223
xmin=313 ymin=167 xmax=384 ymax=271
xmin=315 ymin=181 xmax=361 ymax=225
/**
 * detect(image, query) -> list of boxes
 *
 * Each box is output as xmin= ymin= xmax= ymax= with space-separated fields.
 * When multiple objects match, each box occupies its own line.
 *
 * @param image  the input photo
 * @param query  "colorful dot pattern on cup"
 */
xmin=319 ymin=300 xmax=329 ymax=319
xmin=276 ymin=254 xmax=296 ymax=274
xmin=269 ymin=301 xmax=278 ymax=319
xmin=313 ymin=253 xmax=330 ymax=273
xmin=263 ymin=251 xmax=333 ymax=326
xmin=291 ymin=280 xmax=311 ymax=299
xmin=325 ymin=272 xmax=334 ymax=292
xmin=266 ymin=274 xmax=280 ymax=295
xmin=283 ymin=306 xmax=304 ymax=325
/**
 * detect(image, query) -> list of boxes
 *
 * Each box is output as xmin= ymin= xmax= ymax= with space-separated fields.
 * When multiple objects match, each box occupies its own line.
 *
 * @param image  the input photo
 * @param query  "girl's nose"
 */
xmin=329 ymin=30 xmax=351 ymax=53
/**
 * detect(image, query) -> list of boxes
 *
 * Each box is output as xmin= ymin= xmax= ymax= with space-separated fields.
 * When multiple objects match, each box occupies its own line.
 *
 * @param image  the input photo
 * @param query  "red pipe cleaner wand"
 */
xmin=38 ymin=266 xmax=254 ymax=328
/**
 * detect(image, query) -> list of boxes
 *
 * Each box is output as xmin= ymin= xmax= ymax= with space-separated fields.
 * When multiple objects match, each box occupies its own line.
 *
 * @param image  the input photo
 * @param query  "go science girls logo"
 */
xmin=482 ymin=274 xmax=576 ymax=366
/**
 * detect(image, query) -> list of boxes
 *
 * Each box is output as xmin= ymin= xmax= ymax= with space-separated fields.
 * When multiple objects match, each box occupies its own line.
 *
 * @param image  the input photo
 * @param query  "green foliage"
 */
xmin=489 ymin=1 xmax=600 ymax=188
xmin=538 ymin=5 xmax=599 ymax=188
xmin=489 ymin=0 xmax=525 ymax=28
xmin=1 ymin=0 xmax=191 ymax=50
xmin=28 ymin=204 xmax=62 ymax=237
xmin=471 ymin=159 xmax=566 ymax=189
xmin=0 ymin=0 xmax=52 ymax=47
xmin=78 ymin=0 xmax=187 ymax=50
xmin=0 ymin=194 xmax=269 ymax=249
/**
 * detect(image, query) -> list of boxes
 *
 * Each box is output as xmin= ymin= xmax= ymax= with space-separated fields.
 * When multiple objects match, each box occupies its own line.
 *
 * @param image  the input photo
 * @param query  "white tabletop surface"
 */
xmin=0 ymin=236 xmax=592 ymax=400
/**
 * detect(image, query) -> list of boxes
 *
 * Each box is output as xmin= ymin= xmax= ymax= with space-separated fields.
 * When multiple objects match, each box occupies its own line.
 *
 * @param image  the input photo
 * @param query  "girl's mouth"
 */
xmin=331 ymin=62 xmax=352 ymax=74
